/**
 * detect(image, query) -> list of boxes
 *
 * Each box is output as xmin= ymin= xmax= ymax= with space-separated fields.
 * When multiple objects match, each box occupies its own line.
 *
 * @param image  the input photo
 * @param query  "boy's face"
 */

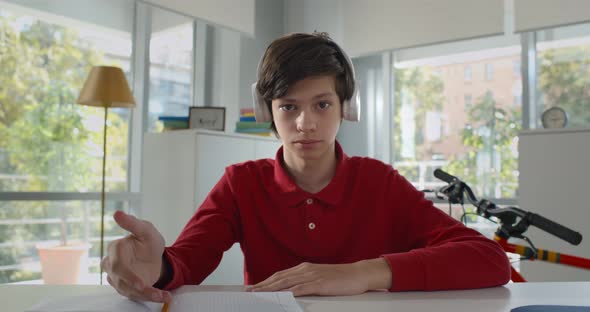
xmin=271 ymin=75 xmax=342 ymax=161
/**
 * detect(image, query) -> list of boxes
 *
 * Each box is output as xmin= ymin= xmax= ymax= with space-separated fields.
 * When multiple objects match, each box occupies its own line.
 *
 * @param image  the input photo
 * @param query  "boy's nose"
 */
xmin=296 ymin=111 xmax=317 ymax=132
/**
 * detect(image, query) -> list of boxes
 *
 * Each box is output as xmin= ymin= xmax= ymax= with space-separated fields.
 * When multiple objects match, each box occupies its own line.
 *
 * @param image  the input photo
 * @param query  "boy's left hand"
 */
xmin=245 ymin=259 xmax=389 ymax=296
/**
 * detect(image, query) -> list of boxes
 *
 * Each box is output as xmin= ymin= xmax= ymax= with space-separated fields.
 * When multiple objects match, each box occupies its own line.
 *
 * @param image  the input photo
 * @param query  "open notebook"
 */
xmin=27 ymin=291 xmax=304 ymax=312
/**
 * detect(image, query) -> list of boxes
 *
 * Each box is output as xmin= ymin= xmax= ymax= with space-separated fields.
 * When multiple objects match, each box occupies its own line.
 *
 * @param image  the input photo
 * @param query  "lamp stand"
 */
xmin=99 ymin=106 xmax=108 ymax=285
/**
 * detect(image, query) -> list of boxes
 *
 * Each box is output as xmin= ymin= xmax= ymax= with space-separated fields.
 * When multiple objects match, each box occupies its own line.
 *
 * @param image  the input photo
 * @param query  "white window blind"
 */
xmin=514 ymin=0 xmax=590 ymax=32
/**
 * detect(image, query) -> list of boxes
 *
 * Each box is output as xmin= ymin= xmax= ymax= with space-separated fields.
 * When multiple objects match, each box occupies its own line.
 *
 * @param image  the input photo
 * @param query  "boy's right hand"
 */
xmin=101 ymin=210 xmax=172 ymax=303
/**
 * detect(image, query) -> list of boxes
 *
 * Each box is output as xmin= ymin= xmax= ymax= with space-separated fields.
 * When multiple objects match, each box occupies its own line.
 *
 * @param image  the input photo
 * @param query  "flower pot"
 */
xmin=36 ymin=243 xmax=90 ymax=284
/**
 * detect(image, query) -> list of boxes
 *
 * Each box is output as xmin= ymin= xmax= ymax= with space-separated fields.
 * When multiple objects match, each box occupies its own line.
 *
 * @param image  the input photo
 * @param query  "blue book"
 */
xmin=240 ymin=116 xmax=256 ymax=122
xmin=158 ymin=116 xmax=188 ymax=121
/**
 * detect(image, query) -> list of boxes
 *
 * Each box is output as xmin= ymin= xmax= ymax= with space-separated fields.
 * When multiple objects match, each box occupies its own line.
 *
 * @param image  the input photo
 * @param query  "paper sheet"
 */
xmin=168 ymin=291 xmax=304 ymax=312
xmin=27 ymin=291 xmax=303 ymax=312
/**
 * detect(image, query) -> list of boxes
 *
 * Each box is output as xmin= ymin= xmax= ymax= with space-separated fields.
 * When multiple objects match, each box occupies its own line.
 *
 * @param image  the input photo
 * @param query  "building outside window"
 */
xmin=393 ymin=41 xmax=522 ymax=200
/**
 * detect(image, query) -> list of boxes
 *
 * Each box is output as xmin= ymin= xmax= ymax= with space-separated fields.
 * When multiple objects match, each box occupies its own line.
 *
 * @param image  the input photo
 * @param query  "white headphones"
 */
xmin=251 ymin=40 xmax=360 ymax=123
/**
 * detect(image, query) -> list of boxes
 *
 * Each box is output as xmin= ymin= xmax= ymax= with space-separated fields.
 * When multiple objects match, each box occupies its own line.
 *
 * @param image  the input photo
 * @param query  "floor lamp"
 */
xmin=77 ymin=66 xmax=135 ymax=284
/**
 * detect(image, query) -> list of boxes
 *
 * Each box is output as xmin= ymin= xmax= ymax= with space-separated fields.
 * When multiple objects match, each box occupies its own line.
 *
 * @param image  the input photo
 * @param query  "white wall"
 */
xmin=208 ymin=28 xmax=241 ymax=133
xmin=145 ymin=0 xmax=255 ymax=36
xmin=201 ymin=0 xmax=284 ymax=134
xmin=283 ymin=0 xmax=343 ymax=44
xmin=283 ymin=0 xmax=504 ymax=57
xmin=239 ymin=0 xmax=285 ymax=110
xmin=337 ymin=55 xmax=382 ymax=157
xmin=197 ymin=0 xmax=284 ymax=135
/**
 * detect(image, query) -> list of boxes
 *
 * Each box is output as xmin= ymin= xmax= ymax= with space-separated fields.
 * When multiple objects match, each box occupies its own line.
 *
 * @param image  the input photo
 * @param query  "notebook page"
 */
xmin=168 ymin=291 xmax=304 ymax=312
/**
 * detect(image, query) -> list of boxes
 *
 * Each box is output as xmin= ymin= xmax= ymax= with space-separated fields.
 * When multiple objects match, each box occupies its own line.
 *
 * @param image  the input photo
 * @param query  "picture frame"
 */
xmin=188 ymin=107 xmax=226 ymax=131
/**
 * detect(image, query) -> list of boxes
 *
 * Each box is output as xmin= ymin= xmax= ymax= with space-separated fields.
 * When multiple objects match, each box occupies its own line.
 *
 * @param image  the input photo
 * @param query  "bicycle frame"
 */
xmin=494 ymin=235 xmax=590 ymax=282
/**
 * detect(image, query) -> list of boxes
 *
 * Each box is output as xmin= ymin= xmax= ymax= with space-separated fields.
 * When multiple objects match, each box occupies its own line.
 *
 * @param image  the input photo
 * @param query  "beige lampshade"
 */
xmin=77 ymin=66 xmax=136 ymax=108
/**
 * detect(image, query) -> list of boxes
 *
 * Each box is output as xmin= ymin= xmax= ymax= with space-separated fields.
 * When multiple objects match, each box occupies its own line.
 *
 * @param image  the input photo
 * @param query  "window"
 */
xmin=513 ymin=80 xmax=522 ymax=107
xmin=465 ymin=94 xmax=473 ymax=109
xmin=464 ymin=65 xmax=472 ymax=81
xmin=394 ymin=40 xmax=521 ymax=199
xmin=0 ymin=0 xmax=134 ymax=284
xmin=148 ymin=7 xmax=193 ymax=132
xmin=485 ymin=63 xmax=494 ymax=80
xmin=514 ymin=95 xmax=522 ymax=106
xmin=513 ymin=60 xmax=521 ymax=77
xmin=536 ymin=23 xmax=590 ymax=129
xmin=425 ymin=111 xmax=443 ymax=142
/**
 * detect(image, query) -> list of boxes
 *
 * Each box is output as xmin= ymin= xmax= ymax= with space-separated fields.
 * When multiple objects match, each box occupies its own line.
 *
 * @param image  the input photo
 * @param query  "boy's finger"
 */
xmin=113 ymin=211 xmax=152 ymax=238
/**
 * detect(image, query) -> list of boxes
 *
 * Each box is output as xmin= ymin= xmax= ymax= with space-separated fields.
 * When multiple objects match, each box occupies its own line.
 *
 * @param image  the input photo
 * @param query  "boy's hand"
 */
xmin=245 ymin=258 xmax=391 ymax=296
xmin=101 ymin=211 xmax=172 ymax=303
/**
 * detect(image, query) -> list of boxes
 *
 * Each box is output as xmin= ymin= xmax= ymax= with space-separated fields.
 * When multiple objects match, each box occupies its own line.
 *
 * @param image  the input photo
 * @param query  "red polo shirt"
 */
xmin=162 ymin=142 xmax=510 ymax=291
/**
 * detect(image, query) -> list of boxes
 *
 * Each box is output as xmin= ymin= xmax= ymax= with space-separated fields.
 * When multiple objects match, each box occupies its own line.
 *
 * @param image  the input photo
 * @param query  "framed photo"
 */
xmin=188 ymin=107 xmax=226 ymax=131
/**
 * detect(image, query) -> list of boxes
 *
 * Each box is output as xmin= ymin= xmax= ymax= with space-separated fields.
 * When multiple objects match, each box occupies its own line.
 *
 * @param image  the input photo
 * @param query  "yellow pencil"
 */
xmin=162 ymin=302 xmax=169 ymax=312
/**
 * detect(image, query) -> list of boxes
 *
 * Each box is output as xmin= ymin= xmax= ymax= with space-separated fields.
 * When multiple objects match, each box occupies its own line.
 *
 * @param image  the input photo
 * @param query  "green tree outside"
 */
xmin=538 ymin=46 xmax=590 ymax=127
xmin=0 ymin=12 xmax=128 ymax=283
xmin=393 ymin=67 xmax=444 ymax=181
xmin=444 ymin=91 xmax=521 ymax=198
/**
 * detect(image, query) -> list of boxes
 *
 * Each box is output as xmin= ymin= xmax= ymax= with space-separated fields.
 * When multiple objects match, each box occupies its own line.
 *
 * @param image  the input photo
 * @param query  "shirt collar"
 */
xmin=272 ymin=141 xmax=349 ymax=207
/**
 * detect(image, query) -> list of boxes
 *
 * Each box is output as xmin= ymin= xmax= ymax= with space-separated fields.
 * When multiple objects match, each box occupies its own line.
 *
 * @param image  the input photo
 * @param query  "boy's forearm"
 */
xmin=356 ymin=257 xmax=392 ymax=290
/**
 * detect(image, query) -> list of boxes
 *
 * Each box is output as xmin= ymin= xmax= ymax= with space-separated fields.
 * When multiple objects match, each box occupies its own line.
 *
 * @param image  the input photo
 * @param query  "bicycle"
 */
xmin=427 ymin=169 xmax=590 ymax=282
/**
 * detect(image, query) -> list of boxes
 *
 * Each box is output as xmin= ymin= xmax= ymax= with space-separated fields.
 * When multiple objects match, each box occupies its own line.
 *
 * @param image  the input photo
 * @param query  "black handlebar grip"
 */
xmin=433 ymin=169 xmax=458 ymax=184
xmin=528 ymin=213 xmax=583 ymax=245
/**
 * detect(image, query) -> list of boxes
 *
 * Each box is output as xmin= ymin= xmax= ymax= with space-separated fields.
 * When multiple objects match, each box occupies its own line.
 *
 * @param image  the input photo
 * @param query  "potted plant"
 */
xmin=34 ymin=133 xmax=91 ymax=284
xmin=36 ymin=203 xmax=90 ymax=284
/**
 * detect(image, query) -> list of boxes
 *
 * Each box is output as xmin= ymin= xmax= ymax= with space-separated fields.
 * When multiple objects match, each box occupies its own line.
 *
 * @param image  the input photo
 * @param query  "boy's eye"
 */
xmin=279 ymin=104 xmax=296 ymax=111
xmin=318 ymin=101 xmax=331 ymax=110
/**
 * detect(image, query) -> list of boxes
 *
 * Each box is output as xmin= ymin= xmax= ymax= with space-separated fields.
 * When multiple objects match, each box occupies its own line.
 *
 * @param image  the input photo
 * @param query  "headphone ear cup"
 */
xmin=251 ymin=82 xmax=272 ymax=122
xmin=342 ymin=82 xmax=360 ymax=122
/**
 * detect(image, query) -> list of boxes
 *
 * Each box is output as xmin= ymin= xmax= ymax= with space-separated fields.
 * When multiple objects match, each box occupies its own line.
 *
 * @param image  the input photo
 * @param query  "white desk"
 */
xmin=2 ymin=282 xmax=590 ymax=312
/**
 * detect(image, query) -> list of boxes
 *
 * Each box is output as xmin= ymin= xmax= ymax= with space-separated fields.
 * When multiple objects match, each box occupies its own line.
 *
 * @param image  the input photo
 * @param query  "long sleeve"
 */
xmin=381 ymin=170 xmax=511 ymax=291
xmin=161 ymin=170 xmax=241 ymax=290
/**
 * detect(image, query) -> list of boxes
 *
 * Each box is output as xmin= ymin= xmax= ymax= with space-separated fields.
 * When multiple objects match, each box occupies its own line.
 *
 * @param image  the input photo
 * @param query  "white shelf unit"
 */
xmin=141 ymin=129 xmax=281 ymax=285
xmin=518 ymin=128 xmax=590 ymax=281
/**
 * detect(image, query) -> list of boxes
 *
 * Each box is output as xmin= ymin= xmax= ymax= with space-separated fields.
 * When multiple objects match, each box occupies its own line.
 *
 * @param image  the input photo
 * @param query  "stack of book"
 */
xmin=158 ymin=116 xmax=188 ymax=130
xmin=235 ymin=108 xmax=272 ymax=137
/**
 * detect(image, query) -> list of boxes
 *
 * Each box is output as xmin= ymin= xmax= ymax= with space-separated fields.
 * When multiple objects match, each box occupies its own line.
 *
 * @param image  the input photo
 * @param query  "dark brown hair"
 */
xmin=256 ymin=32 xmax=355 ymax=132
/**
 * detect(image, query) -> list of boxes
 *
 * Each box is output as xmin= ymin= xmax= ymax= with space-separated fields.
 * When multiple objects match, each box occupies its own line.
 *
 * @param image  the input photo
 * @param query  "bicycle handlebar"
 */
xmin=433 ymin=168 xmax=458 ymax=184
xmin=433 ymin=169 xmax=583 ymax=246
xmin=527 ymin=212 xmax=582 ymax=245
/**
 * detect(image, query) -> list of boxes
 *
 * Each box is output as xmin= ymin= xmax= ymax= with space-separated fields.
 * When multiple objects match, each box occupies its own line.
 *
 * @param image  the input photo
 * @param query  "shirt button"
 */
xmin=308 ymin=222 xmax=316 ymax=230
xmin=306 ymin=198 xmax=313 ymax=205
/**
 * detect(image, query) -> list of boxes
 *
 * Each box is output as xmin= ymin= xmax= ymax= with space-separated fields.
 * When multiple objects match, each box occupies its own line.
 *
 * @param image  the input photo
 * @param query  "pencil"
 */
xmin=162 ymin=302 xmax=169 ymax=312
